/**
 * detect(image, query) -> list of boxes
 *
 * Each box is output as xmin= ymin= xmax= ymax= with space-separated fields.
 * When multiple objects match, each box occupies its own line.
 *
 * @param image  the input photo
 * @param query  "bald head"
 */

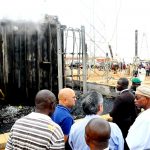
xmin=85 ymin=118 xmax=111 ymax=150
xmin=35 ymin=89 xmax=56 ymax=115
xmin=58 ymin=88 xmax=75 ymax=100
xmin=58 ymin=88 xmax=76 ymax=108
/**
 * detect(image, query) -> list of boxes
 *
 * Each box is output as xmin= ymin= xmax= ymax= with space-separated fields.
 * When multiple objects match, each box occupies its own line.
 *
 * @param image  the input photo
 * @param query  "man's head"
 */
xmin=58 ymin=88 xmax=76 ymax=109
xmin=85 ymin=118 xmax=111 ymax=150
xmin=135 ymin=85 xmax=150 ymax=110
xmin=131 ymin=77 xmax=141 ymax=91
xmin=35 ymin=89 xmax=56 ymax=116
xmin=117 ymin=77 xmax=129 ymax=91
xmin=82 ymin=91 xmax=103 ymax=115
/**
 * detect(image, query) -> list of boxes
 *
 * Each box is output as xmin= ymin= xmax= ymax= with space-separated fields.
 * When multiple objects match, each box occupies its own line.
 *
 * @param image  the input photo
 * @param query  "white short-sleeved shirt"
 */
xmin=126 ymin=109 xmax=150 ymax=150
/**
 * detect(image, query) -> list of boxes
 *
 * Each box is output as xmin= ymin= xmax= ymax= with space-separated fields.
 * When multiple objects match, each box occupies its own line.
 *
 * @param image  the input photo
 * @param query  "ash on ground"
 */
xmin=0 ymin=105 xmax=34 ymax=134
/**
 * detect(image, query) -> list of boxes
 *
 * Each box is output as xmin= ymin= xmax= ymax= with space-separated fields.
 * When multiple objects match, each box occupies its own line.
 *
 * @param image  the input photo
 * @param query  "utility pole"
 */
xmin=81 ymin=26 xmax=87 ymax=93
xmin=133 ymin=30 xmax=140 ymax=73
xmin=135 ymin=30 xmax=138 ymax=57
xmin=108 ymin=44 xmax=113 ymax=59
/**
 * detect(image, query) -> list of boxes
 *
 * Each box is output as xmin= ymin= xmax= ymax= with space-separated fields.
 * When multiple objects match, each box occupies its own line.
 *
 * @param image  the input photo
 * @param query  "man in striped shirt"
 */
xmin=5 ymin=89 xmax=65 ymax=150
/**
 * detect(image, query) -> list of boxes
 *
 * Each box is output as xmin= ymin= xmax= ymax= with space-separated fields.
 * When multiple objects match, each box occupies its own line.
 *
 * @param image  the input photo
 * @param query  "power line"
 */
xmin=79 ymin=0 xmax=107 ymax=42
xmin=85 ymin=32 xmax=107 ymax=55
xmin=80 ymin=0 xmax=106 ymax=28
xmin=108 ymin=0 xmax=122 ymax=43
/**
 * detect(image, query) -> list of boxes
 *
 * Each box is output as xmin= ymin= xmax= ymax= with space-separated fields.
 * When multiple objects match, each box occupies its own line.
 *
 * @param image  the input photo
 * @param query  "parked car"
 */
xmin=69 ymin=61 xmax=83 ymax=69
xmin=91 ymin=62 xmax=105 ymax=70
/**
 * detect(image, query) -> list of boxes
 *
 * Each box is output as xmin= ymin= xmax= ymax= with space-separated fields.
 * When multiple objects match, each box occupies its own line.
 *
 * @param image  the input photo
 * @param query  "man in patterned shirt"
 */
xmin=5 ymin=89 xmax=65 ymax=150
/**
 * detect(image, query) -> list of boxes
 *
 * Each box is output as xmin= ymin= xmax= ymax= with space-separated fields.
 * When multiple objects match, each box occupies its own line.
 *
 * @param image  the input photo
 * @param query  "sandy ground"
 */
xmin=67 ymin=68 xmax=150 ymax=87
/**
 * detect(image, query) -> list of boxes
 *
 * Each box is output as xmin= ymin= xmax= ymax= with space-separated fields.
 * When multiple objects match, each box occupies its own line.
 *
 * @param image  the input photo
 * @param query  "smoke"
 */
xmin=0 ymin=0 xmax=60 ymax=36
xmin=0 ymin=0 xmax=48 ymax=22
xmin=0 ymin=0 xmax=81 ymax=27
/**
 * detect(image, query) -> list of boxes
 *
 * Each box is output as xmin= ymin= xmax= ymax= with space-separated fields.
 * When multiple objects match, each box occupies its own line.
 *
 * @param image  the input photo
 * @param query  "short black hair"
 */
xmin=119 ymin=78 xmax=129 ymax=87
xmin=35 ymin=89 xmax=56 ymax=110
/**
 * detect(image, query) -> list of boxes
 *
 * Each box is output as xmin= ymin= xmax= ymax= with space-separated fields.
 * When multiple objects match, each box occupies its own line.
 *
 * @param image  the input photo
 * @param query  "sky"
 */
xmin=0 ymin=0 xmax=150 ymax=63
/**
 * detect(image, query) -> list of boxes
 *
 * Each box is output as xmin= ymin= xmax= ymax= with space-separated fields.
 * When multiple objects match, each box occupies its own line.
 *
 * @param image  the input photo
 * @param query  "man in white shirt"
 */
xmin=69 ymin=91 xmax=124 ymax=150
xmin=138 ymin=65 xmax=146 ymax=81
xmin=126 ymin=85 xmax=150 ymax=150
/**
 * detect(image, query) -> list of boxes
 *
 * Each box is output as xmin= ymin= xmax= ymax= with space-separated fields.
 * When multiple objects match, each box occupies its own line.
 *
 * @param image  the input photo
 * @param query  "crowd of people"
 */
xmin=5 ymin=76 xmax=150 ymax=150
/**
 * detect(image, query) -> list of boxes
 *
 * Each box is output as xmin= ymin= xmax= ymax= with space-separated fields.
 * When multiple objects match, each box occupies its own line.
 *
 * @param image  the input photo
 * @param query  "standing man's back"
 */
xmin=5 ymin=89 xmax=65 ymax=150
xmin=110 ymin=78 xmax=137 ymax=149
xmin=110 ymin=90 xmax=137 ymax=133
xmin=69 ymin=91 xmax=124 ymax=150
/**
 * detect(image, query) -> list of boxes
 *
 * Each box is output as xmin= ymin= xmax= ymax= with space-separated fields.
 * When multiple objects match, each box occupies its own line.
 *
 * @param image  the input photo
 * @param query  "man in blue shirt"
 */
xmin=52 ymin=88 xmax=76 ymax=143
xmin=69 ymin=91 xmax=124 ymax=150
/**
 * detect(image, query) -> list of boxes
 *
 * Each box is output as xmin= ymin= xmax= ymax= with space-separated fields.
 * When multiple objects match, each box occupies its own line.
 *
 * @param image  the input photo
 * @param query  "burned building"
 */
xmin=0 ymin=16 xmax=64 ymax=105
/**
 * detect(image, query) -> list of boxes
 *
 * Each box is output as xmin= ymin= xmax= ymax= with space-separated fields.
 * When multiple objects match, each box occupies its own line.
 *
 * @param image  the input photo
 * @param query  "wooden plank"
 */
xmin=0 ymin=132 xmax=9 ymax=149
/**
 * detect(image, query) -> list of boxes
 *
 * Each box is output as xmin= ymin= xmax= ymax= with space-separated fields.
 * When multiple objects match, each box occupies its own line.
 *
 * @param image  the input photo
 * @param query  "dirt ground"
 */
xmin=68 ymin=68 xmax=150 ymax=87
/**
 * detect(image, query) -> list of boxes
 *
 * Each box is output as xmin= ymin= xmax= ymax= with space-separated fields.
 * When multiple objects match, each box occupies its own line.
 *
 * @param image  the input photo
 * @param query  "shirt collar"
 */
xmin=120 ymin=88 xmax=129 ymax=94
xmin=85 ymin=114 xmax=101 ymax=119
xmin=57 ymin=104 xmax=72 ymax=112
xmin=28 ymin=112 xmax=51 ymax=121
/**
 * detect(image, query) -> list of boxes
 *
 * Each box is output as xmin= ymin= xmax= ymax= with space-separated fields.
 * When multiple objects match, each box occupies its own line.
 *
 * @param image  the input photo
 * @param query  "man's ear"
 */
xmin=49 ymin=102 xmax=56 ymax=116
xmin=63 ymin=98 xmax=67 ymax=104
xmin=144 ymin=97 xmax=149 ymax=106
xmin=98 ymin=104 xmax=103 ymax=114
xmin=51 ymin=102 xmax=56 ymax=110
xmin=85 ymin=134 xmax=90 ymax=145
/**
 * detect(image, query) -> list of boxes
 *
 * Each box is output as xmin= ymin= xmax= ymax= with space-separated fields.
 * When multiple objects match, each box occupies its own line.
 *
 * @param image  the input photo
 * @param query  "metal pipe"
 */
xmin=81 ymin=26 xmax=87 ymax=93
xmin=135 ymin=30 xmax=138 ymax=57
xmin=57 ymin=23 xmax=63 ymax=90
